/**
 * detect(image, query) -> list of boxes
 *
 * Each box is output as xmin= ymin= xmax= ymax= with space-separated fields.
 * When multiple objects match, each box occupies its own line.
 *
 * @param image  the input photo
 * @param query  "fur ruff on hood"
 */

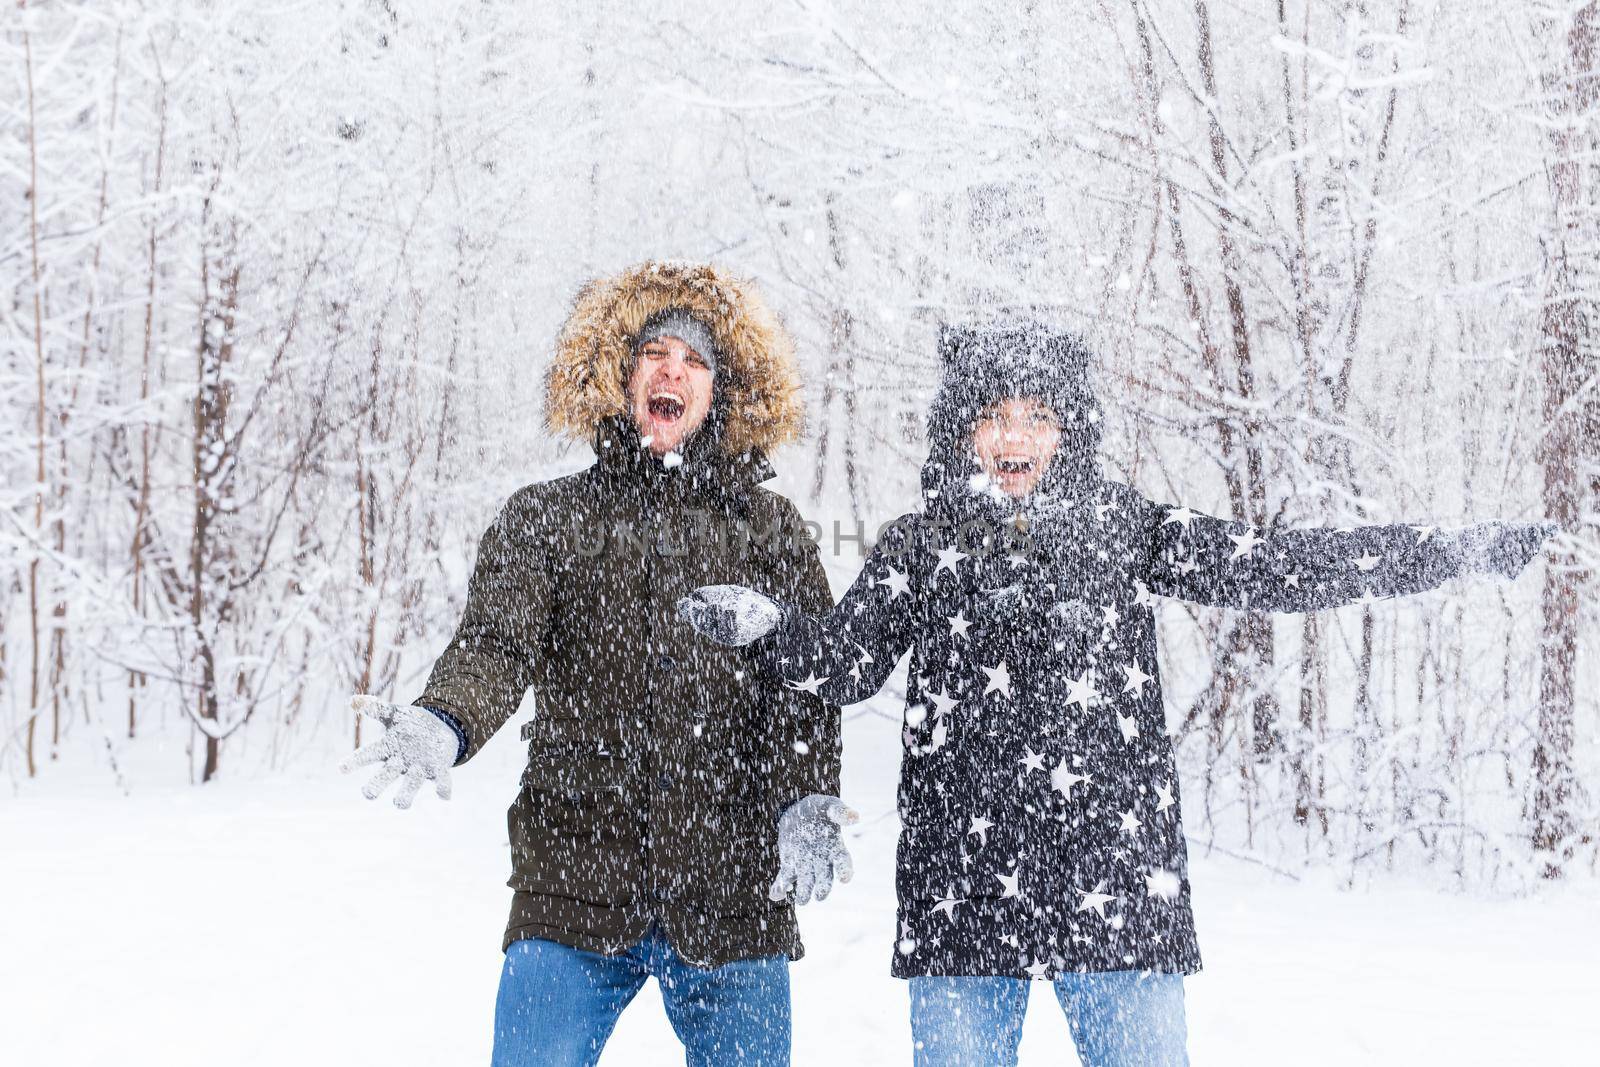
xmin=544 ymin=260 xmax=805 ymax=456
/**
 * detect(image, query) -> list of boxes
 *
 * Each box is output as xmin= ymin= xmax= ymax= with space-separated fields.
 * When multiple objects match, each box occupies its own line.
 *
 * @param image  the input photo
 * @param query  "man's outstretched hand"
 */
xmin=676 ymin=584 xmax=782 ymax=646
xmin=340 ymin=696 xmax=458 ymax=809
xmin=770 ymin=794 xmax=859 ymax=906
xmin=1452 ymin=521 xmax=1559 ymax=580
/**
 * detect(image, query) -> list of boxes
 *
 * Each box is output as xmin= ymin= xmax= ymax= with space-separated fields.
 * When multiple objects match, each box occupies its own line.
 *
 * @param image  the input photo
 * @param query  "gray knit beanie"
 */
xmin=633 ymin=308 xmax=720 ymax=376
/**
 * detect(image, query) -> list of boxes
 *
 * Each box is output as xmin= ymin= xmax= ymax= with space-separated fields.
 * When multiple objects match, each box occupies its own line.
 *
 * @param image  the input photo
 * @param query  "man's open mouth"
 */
xmin=648 ymin=391 xmax=686 ymax=422
xmin=996 ymin=456 xmax=1035 ymax=475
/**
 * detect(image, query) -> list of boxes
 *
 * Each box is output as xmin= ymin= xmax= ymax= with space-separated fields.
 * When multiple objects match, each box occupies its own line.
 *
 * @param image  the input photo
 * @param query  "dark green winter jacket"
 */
xmin=417 ymin=412 xmax=838 ymax=966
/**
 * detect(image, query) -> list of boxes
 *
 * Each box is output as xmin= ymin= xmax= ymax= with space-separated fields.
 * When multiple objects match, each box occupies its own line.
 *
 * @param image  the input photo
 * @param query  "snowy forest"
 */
xmin=4 ymin=2 xmax=1599 ymax=1060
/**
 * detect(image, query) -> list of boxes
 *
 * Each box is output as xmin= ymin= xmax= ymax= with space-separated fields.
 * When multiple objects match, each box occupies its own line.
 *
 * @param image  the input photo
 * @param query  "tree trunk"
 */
xmin=22 ymin=3 xmax=47 ymax=779
xmin=1294 ymin=613 xmax=1327 ymax=833
xmin=812 ymin=191 xmax=860 ymax=514
xmin=1193 ymin=1 xmax=1278 ymax=760
xmin=1532 ymin=1 xmax=1597 ymax=879
xmin=191 ymin=247 xmax=241 ymax=783
xmin=130 ymin=71 xmax=168 ymax=741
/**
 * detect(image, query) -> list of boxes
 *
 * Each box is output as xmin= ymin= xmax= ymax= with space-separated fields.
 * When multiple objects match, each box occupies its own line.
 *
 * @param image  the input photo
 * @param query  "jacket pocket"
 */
xmin=894 ymin=817 xmax=1012 ymax=903
xmin=520 ymin=717 xmax=622 ymax=756
xmin=688 ymin=795 xmax=780 ymax=916
xmin=506 ymin=758 xmax=641 ymax=906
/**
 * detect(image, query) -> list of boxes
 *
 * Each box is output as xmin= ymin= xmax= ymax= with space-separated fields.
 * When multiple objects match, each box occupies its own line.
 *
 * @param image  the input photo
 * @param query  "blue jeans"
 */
xmin=491 ymin=930 xmax=791 ymax=1066
xmin=909 ymin=972 xmax=1188 ymax=1067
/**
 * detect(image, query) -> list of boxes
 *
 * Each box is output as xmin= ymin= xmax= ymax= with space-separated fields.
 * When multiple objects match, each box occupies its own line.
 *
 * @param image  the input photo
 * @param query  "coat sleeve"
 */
xmin=1138 ymin=496 xmax=1470 ymax=613
xmin=415 ymin=489 xmax=549 ymax=762
xmin=754 ymin=496 xmax=844 ymax=811
xmin=747 ymin=514 xmax=920 ymax=707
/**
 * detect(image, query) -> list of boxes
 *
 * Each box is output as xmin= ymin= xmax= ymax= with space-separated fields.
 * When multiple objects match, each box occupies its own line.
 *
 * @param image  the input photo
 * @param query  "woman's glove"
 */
xmin=1446 ymin=521 xmax=1557 ymax=580
xmin=675 ymin=584 xmax=783 ymax=646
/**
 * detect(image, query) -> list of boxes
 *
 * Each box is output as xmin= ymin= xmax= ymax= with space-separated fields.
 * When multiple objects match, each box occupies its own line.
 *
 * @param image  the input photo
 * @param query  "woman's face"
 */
xmin=972 ymin=397 xmax=1062 ymax=499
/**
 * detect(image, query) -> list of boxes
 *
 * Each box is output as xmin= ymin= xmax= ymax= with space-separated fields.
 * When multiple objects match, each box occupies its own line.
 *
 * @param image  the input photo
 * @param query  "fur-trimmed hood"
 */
xmin=544 ymin=260 xmax=806 ymax=456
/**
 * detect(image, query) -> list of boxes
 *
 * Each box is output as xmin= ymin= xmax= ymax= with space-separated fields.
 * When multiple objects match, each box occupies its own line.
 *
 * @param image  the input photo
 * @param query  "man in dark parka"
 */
xmin=343 ymin=261 xmax=852 ymax=1067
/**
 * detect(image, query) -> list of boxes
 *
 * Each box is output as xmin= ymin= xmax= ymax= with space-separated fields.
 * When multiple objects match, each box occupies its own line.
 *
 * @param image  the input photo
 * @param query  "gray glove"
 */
xmin=1446 ymin=521 xmax=1557 ymax=580
xmin=676 ymin=584 xmax=783 ymax=646
xmin=340 ymin=695 xmax=458 ymax=809
xmin=770 ymin=794 xmax=859 ymax=905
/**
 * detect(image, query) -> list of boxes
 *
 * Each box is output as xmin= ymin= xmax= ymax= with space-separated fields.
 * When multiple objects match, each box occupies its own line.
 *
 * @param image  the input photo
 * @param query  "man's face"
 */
xmin=628 ymin=335 xmax=714 ymax=455
xmin=972 ymin=397 xmax=1062 ymax=498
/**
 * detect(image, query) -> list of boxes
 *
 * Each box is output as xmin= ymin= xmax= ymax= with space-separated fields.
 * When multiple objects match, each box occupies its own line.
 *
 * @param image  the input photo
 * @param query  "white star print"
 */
xmin=1024 ymin=959 xmax=1052 ymax=979
xmin=996 ymin=871 xmax=1020 ymax=899
xmin=1102 ymin=603 xmax=1121 ymax=628
xmin=1283 ymin=572 xmax=1301 ymax=588
xmin=934 ymin=545 xmax=968 ymax=577
xmin=1133 ymin=580 xmax=1157 ymax=608
xmin=925 ymin=687 xmax=958 ymax=719
xmin=947 ymin=612 xmax=971 ymax=638
xmin=1163 ymin=505 xmax=1199 ymax=531
xmin=877 ymin=565 xmax=910 ymax=599
xmin=1064 ymin=670 xmax=1098 ymax=712
xmin=1121 ymin=661 xmax=1152 ymax=697
xmin=982 ymin=661 xmax=1012 ymax=699
xmin=1118 ymin=808 xmax=1142 ymax=835
xmin=967 ymin=814 xmax=995 ymax=846
xmin=1075 ymin=884 xmax=1116 ymax=919
xmin=1094 ymin=502 xmax=1115 ymax=521
xmin=1115 ymin=712 xmax=1140 ymax=744
xmin=1050 ymin=760 xmax=1091 ymax=800
xmin=785 ymin=671 xmax=830 ymax=695
xmin=1155 ymin=780 xmax=1176 ymax=813
xmin=1228 ymin=528 xmax=1267 ymax=560
xmin=855 ymin=643 xmax=875 ymax=666
xmin=931 ymin=889 xmax=966 ymax=920
xmin=1018 ymin=747 xmax=1046 ymax=774
xmin=1352 ymin=553 xmax=1381 ymax=572
xmin=1175 ymin=557 xmax=1200 ymax=576
xmin=1411 ymin=525 xmax=1436 ymax=544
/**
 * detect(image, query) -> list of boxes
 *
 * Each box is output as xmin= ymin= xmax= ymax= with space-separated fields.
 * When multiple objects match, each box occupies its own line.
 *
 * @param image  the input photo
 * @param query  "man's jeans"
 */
xmin=491 ymin=929 xmax=791 ymax=1067
xmin=909 ymin=971 xmax=1188 ymax=1067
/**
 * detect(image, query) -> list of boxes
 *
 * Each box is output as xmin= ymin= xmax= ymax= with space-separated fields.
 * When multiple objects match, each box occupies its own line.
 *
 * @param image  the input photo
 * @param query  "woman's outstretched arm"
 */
xmin=1136 ymin=496 xmax=1552 ymax=613
xmin=679 ymin=515 xmax=923 ymax=705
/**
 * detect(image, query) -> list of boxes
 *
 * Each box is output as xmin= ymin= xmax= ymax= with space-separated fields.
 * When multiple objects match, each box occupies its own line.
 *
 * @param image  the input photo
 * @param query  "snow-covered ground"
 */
xmin=5 ymin=698 xmax=1596 ymax=1067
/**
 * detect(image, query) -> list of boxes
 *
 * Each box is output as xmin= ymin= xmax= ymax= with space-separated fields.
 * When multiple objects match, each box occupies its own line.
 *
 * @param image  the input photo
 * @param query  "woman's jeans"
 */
xmin=909 ymin=971 xmax=1188 ymax=1067
xmin=491 ymin=929 xmax=791 ymax=1066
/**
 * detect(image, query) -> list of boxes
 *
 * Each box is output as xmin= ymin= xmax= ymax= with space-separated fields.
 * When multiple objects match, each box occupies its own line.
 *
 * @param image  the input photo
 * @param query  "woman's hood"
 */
xmin=921 ymin=321 xmax=1105 ymax=519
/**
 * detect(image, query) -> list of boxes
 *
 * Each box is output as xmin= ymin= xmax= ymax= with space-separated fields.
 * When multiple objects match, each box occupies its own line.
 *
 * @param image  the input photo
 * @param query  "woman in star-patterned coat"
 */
xmin=678 ymin=322 xmax=1550 ymax=1066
